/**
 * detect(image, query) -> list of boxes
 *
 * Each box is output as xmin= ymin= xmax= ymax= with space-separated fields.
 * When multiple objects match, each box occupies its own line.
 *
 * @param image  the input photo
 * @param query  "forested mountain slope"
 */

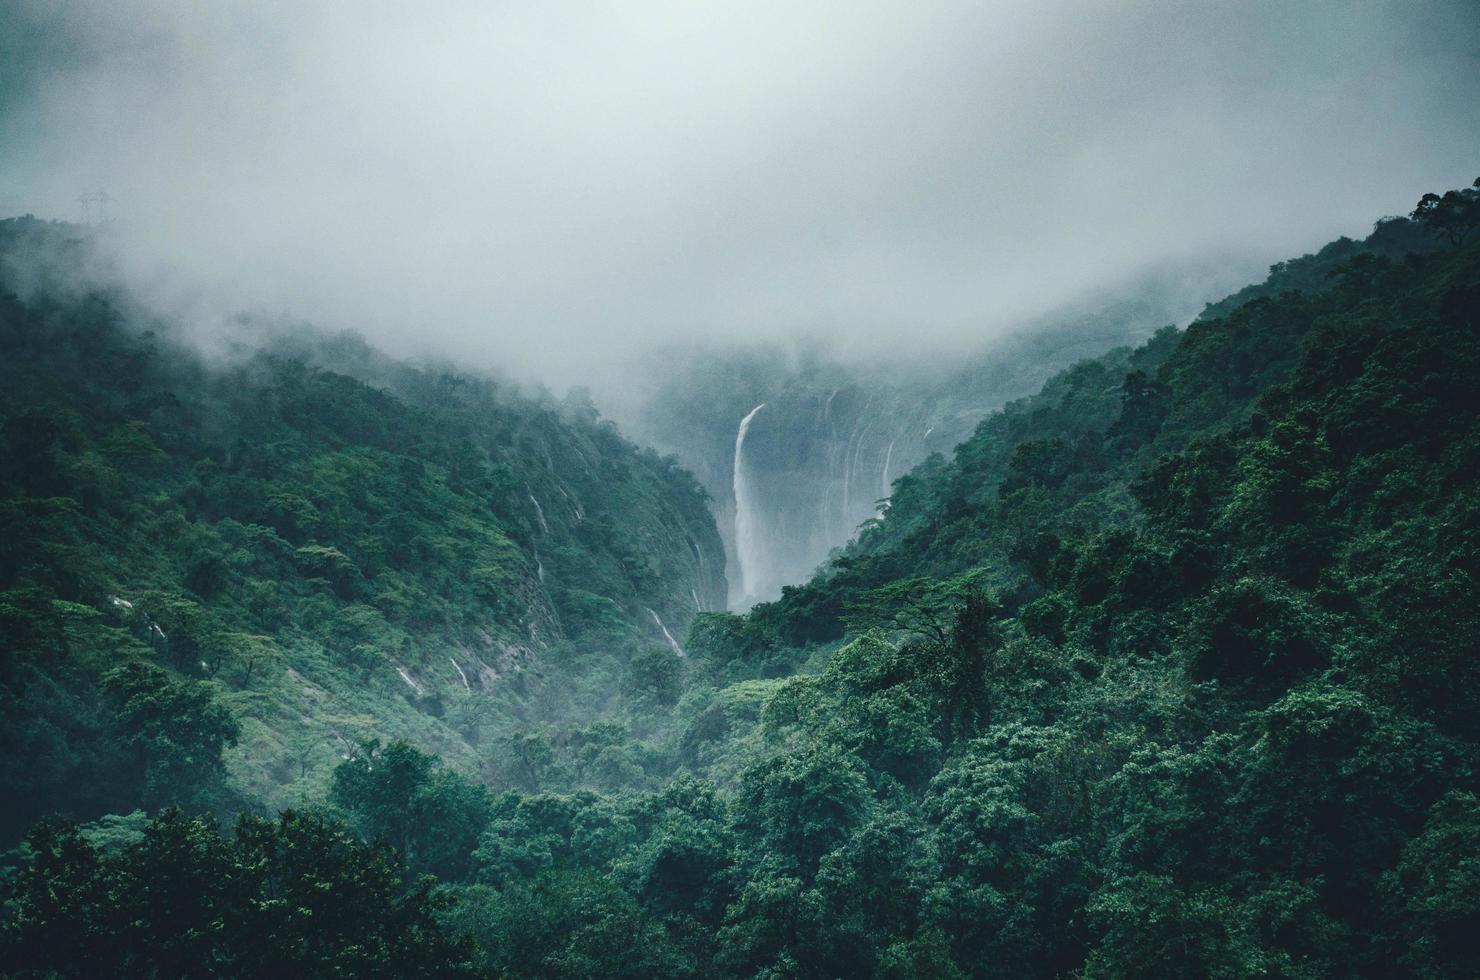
xmin=661 ymin=189 xmax=1480 ymax=976
xmin=747 ymin=205 xmax=1464 ymax=649
xmin=617 ymin=255 xmax=1261 ymax=607
xmin=0 ymin=217 xmax=725 ymax=835
xmin=4 ymin=181 xmax=1479 ymax=978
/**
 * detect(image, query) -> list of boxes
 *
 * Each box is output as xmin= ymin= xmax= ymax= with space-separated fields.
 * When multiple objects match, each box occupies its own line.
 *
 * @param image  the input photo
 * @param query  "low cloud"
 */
xmin=2 ymin=1 xmax=1477 ymax=386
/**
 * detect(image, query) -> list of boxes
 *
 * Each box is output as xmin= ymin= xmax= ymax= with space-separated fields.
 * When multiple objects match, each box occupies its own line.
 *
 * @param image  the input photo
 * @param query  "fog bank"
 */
xmin=2 ymin=1 xmax=1477 ymax=387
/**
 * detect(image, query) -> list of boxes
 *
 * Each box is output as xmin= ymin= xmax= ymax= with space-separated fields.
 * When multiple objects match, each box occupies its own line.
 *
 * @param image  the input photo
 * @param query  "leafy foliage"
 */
xmin=5 ymin=181 xmax=1480 ymax=976
xmin=1 ymin=808 xmax=475 ymax=978
xmin=0 ymin=214 xmax=725 ymax=825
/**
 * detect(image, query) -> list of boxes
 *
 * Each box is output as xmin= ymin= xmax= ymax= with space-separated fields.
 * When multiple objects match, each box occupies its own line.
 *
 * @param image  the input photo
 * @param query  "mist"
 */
xmin=2 ymin=0 xmax=1477 ymax=388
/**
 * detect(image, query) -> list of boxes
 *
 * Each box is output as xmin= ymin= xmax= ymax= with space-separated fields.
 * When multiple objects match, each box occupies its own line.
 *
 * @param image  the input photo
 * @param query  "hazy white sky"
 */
xmin=2 ymin=1 xmax=1477 ymax=384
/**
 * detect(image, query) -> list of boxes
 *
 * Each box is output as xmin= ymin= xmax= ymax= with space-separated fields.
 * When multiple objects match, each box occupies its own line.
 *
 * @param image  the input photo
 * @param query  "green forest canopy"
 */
xmin=3 ymin=178 xmax=1479 ymax=977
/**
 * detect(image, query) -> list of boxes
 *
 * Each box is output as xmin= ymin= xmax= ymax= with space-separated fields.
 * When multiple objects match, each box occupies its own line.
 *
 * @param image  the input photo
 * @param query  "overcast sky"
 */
xmin=2 ymin=1 xmax=1477 ymax=385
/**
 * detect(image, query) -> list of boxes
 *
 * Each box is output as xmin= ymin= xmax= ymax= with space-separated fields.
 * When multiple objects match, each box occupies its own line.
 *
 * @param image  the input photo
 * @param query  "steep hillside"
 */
xmin=632 ymin=191 xmax=1480 ymax=976
xmin=620 ymin=257 xmax=1253 ymax=606
xmin=0 ymin=217 xmax=725 ymax=834
xmin=747 ymin=208 xmax=1461 ymax=646
xmin=5 ymin=181 xmax=1480 ymax=978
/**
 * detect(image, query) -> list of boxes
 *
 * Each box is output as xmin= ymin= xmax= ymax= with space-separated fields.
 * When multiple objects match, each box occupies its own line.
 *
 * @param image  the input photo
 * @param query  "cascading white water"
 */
xmin=528 ymin=494 xmax=549 ymax=534
xmin=647 ymin=608 xmax=685 ymax=656
xmin=845 ymin=416 xmax=877 ymax=527
xmin=839 ymin=394 xmax=875 ymax=531
xmin=733 ymin=403 xmax=766 ymax=602
xmin=557 ymin=486 xmax=584 ymax=522
xmin=823 ymin=387 xmax=841 ymax=422
xmin=876 ymin=437 xmax=898 ymax=517
xmin=449 ymin=657 xmax=471 ymax=691
xmin=395 ymin=665 xmax=424 ymax=695
xmin=840 ymin=417 xmax=860 ymax=529
xmin=687 ymin=537 xmax=711 ymax=608
xmin=880 ymin=437 xmax=897 ymax=497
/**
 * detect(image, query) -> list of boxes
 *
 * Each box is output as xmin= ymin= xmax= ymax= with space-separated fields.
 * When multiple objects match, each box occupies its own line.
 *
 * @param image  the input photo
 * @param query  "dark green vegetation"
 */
xmin=4 ymin=809 xmax=476 ymax=977
xmin=622 ymin=253 xmax=1262 ymax=604
xmin=0 ymin=214 xmax=724 ymax=840
xmin=4 ymin=178 xmax=1479 ymax=977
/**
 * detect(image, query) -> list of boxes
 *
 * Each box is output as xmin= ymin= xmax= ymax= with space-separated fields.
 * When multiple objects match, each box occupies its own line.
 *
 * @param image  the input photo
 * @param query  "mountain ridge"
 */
xmin=0 ymin=216 xmax=725 ymax=828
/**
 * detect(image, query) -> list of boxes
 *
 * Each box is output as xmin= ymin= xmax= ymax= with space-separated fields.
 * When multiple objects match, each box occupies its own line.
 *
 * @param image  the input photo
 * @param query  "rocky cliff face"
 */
xmin=619 ymin=260 xmax=1244 ymax=606
xmin=724 ymin=384 xmax=940 ymax=604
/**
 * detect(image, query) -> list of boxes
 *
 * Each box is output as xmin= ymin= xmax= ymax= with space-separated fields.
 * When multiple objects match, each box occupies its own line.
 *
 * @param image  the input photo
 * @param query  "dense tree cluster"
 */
xmin=0 ymin=217 xmax=724 ymax=829
xmin=3 ymin=182 xmax=1479 ymax=976
xmin=2 ymin=809 xmax=474 ymax=978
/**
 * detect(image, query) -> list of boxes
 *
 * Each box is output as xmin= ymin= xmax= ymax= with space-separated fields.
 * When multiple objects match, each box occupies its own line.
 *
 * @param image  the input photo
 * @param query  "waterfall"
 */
xmin=839 ymin=394 xmax=875 ymax=531
xmin=880 ymin=437 xmax=897 ymax=498
xmin=733 ymin=403 xmax=766 ymax=601
xmin=528 ymin=494 xmax=549 ymax=534
xmin=647 ymin=608 xmax=685 ymax=656
xmin=876 ymin=437 xmax=897 ymax=517
xmin=557 ymin=486 xmax=584 ymax=522
xmin=845 ymin=416 xmax=877 ymax=527
xmin=449 ymin=657 xmax=471 ymax=691
xmin=840 ymin=419 xmax=858 ymax=529
xmin=687 ymin=536 xmax=710 ymax=607
xmin=395 ymin=666 xmax=424 ymax=695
